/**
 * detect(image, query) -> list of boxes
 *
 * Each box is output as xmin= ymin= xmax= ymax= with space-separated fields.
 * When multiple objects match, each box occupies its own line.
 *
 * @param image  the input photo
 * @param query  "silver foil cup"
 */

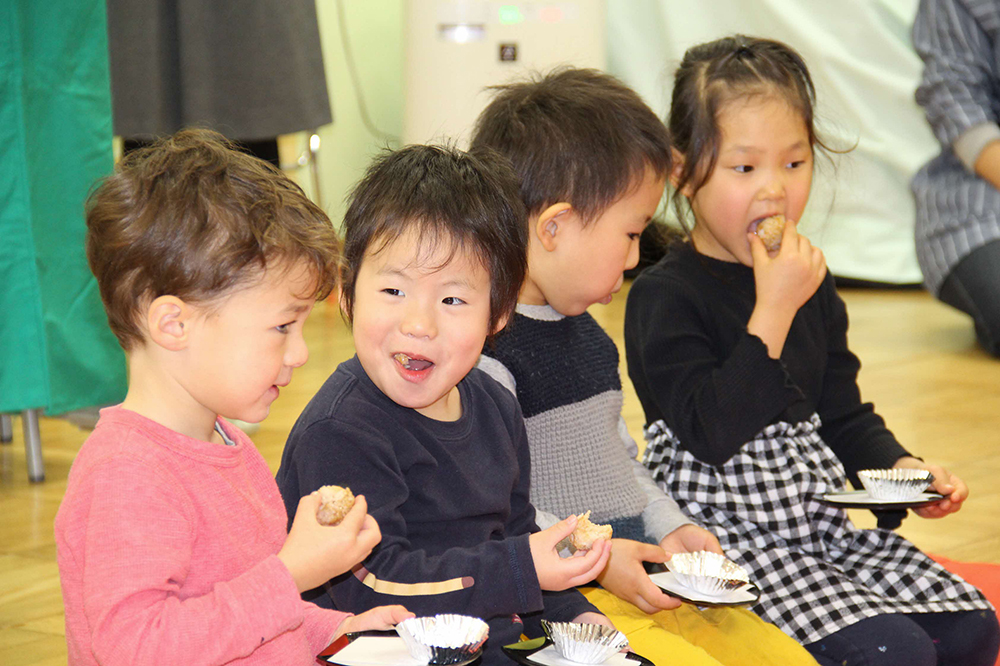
xmin=858 ymin=468 xmax=934 ymax=501
xmin=541 ymin=620 xmax=628 ymax=664
xmin=396 ymin=614 xmax=488 ymax=665
xmin=666 ymin=551 xmax=750 ymax=595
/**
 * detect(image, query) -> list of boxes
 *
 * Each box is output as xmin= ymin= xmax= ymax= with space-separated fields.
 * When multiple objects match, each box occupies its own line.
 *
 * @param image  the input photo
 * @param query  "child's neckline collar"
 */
xmin=515 ymin=303 xmax=565 ymax=321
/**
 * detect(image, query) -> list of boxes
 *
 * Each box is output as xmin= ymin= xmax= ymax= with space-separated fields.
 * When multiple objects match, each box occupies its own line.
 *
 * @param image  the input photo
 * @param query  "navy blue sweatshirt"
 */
xmin=276 ymin=356 xmax=597 ymax=663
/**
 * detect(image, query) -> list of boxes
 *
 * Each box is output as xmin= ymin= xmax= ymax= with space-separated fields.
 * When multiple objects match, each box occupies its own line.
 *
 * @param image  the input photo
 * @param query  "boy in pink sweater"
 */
xmin=55 ymin=129 xmax=412 ymax=666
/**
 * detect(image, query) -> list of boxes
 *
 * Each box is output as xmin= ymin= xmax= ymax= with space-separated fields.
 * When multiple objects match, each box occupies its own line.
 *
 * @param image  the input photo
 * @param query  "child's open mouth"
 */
xmin=393 ymin=352 xmax=434 ymax=372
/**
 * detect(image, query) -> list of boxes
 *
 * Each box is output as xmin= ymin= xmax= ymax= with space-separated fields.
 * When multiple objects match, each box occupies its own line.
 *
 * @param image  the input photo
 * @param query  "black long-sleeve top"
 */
xmin=624 ymin=244 xmax=910 ymax=485
xmin=275 ymin=356 xmax=596 ymax=663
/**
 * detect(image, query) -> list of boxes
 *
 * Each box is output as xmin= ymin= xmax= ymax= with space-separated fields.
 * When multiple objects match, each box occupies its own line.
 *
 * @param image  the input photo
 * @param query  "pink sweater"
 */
xmin=55 ymin=407 xmax=348 ymax=665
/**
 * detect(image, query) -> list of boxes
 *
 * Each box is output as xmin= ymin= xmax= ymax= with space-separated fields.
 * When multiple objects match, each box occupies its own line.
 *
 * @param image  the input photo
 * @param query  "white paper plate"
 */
xmin=523 ymin=644 xmax=633 ymax=666
xmin=324 ymin=636 xmax=423 ymax=666
xmin=324 ymin=634 xmax=481 ymax=666
xmin=819 ymin=490 xmax=945 ymax=510
xmin=648 ymin=570 xmax=760 ymax=606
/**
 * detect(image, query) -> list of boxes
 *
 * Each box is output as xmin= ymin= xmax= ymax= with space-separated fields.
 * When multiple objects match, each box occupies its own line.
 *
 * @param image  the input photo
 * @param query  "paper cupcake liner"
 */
xmin=666 ymin=551 xmax=750 ymax=595
xmin=396 ymin=614 xmax=488 ymax=665
xmin=857 ymin=468 xmax=933 ymax=501
xmin=541 ymin=620 xmax=628 ymax=664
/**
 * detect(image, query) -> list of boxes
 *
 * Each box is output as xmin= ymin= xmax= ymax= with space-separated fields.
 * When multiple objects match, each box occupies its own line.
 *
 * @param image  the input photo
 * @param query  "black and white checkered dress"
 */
xmin=643 ymin=415 xmax=992 ymax=645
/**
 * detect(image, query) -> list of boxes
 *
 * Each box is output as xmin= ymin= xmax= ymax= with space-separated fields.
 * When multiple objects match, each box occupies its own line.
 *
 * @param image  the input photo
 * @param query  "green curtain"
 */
xmin=0 ymin=0 xmax=126 ymax=415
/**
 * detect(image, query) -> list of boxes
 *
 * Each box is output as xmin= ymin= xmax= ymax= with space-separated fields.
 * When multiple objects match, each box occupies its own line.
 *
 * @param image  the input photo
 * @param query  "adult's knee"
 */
xmin=940 ymin=240 xmax=1000 ymax=355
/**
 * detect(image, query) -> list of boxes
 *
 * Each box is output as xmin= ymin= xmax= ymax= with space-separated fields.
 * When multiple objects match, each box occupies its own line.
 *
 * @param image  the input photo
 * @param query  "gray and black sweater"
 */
xmin=478 ymin=304 xmax=692 ymax=545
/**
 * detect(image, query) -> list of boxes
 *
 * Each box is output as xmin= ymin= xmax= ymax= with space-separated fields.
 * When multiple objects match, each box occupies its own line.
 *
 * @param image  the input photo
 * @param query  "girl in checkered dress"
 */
xmin=624 ymin=36 xmax=998 ymax=666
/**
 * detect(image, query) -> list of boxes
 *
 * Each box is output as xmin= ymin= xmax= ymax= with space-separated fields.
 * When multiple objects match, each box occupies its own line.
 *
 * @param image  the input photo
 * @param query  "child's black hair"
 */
xmin=668 ymin=35 xmax=834 ymax=232
xmin=470 ymin=67 xmax=671 ymax=224
xmin=340 ymin=144 xmax=527 ymax=337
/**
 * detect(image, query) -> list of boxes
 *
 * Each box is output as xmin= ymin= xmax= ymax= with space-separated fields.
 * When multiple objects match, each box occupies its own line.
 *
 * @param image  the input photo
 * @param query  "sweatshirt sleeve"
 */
xmin=815 ymin=287 xmax=911 ymax=484
xmin=504 ymin=405 xmax=601 ymax=636
xmin=69 ymin=457 xmax=342 ymax=666
xmin=624 ymin=273 xmax=805 ymax=465
xmin=277 ymin=416 xmax=546 ymax=622
xmin=618 ymin=417 xmax=693 ymax=541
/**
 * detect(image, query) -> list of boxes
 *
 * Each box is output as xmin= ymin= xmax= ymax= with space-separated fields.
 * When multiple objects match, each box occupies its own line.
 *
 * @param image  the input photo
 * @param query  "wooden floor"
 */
xmin=2 ymin=283 xmax=999 ymax=665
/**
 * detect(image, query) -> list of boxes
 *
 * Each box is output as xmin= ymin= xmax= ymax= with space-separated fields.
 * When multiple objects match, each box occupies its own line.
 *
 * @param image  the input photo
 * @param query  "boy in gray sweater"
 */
xmin=472 ymin=67 xmax=818 ymax=666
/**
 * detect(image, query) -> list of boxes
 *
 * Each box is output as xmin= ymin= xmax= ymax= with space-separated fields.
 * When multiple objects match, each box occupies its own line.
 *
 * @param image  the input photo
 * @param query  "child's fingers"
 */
xmin=915 ymin=500 xmax=954 ymax=519
xmin=368 ymin=605 xmax=414 ymax=629
xmin=636 ymin=579 xmax=684 ymax=612
xmin=781 ymin=216 xmax=799 ymax=241
xmin=386 ymin=605 xmax=416 ymax=625
xmin=355 ymin=515 xmax=382 ymax=552
xmin=632 ymin=542 xmax=668 ymax=564
xmin=292 ymin=492 xmax=321 ymax=526
xmin=747 ymin=232 xmax=770 ymax=264
xmin=543 ymin=514 xmax=579 ymax=547
xmin=336 ymin=495 xmax=370 ymax=532
xmin=347 ymin=605 xmax=415 ymax=634
xmin=814 ymin=247 xmax=828 ymax=280
xmin=565 ymin=540 xmax=611 ymax=586
xmin=949 ymin=475 xmax=969 ymax=503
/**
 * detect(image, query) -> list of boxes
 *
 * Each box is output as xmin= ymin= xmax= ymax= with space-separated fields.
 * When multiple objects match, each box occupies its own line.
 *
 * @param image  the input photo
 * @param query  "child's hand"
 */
xmin=333 ymin=605 xmax=414 ymax=641
xmin=529 ymin=515 xmax=612 ymax=591
xmin=749 ymin=219 xmax=826 ymax=313
xmin=659 ymin=524 xmax=724 ymax=558
xmin=893 ymin=456 xmax=969 ymax=518
xmin=278 ymin=493 xmax=382 ymax=593
xmin=569 ymin=613 xmax=630 ymax=652
xmin=747 ymin=220 xmax=827 ymax=358
xmin=596 ymin=539 xmax=681 ymax=613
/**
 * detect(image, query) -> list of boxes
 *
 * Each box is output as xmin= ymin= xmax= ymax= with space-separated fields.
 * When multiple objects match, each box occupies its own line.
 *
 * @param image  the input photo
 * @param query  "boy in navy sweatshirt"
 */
xmin=276 ymin=145 xmax=613 ymax=665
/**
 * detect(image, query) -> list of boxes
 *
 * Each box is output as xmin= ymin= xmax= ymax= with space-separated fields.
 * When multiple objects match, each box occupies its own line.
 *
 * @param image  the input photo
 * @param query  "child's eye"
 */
xmin=275 ymin=322 xmax=292 ymax=334
xmin=381 ymin=288 xmax=402 ymax=297
xmin=733 ymin=165 xmax=754 ymax=174
xmin=787 ymin=160 xmax=806 ymax=169
xmin=628 ymin=232 xmax=642 ymax=241
xmin=442 ymin=296 xmax=466 ymax=306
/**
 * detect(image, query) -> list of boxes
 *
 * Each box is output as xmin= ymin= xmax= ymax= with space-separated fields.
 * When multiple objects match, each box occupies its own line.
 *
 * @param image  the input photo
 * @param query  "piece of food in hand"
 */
xmin=569 ymin=511 xmax=613 ymax=551
xmin=755 ymin=214 xmax=785 ymax=252
xmin=316 ymin=485 xmax=355 ymax=526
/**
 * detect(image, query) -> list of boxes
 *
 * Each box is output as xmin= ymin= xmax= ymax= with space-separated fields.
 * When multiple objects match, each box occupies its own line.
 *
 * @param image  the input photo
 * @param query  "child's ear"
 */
xmin=146 ymin=295 xmax=194 ymax=351
xmin=669 ymin=148 xmax=687 ymax=192
xmin=534 ymin=202 xmax=574 ymax=252
xmin=336 ymin=284 xmax=346 ymax=312
xmin=491 ymin=311 xmax=512 ymax=336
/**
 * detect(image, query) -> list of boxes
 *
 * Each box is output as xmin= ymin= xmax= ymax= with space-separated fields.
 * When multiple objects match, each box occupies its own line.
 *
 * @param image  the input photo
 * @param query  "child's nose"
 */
xmin=757 ymin=173 xmax=786 ymax=201
xmin=400 ymin=305 xmax=436 ymax=338
xmin=625 ymin=237 xmax=641 ymax=271
xmin=285 ymin=329 xmax=309 ymax=368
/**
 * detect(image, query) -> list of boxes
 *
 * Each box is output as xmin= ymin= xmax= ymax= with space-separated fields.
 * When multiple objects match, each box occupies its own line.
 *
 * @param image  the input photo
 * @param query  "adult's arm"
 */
xmin=913 ymin=0 xmax=999 ymax=150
